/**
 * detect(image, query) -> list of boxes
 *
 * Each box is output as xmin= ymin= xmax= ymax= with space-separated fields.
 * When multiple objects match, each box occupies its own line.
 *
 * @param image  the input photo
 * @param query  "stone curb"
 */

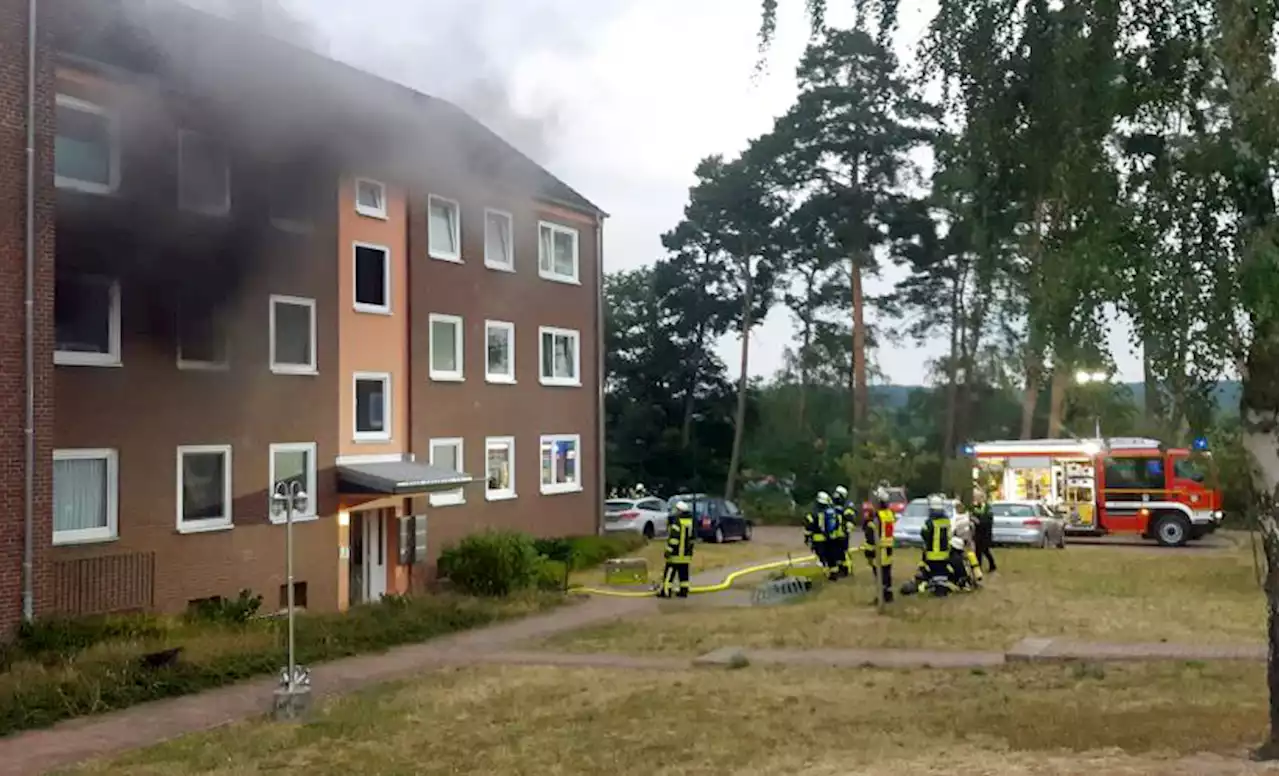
xmin=1006 ymin=637 xmax=1267 ymax=663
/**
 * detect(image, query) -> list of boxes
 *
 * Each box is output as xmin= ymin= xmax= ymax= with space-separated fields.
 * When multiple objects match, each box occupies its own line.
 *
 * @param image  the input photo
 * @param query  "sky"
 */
xmin=264 ymin=0 xmax=1145 ymax=386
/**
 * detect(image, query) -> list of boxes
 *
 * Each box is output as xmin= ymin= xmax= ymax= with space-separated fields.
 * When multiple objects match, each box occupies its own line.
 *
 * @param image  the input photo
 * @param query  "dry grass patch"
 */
xmin=65 ymin=661 xmax=1269 ymax=776
xmin=551 ymin=543 xmax=1263 ymax=654
xmin=568 ymin=534 xmax=807 ymax=588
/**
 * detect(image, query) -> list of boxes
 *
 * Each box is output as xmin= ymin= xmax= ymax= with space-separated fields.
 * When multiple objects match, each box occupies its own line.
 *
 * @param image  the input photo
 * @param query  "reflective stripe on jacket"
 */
xmin=666 ymin=516 xmax=695 ymax=562
xmin=922 ymin=515 xmax=952 ymax=561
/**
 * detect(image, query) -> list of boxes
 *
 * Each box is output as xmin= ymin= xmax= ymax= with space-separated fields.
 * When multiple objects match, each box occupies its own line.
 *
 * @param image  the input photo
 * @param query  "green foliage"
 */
xmin=533 ymin=534 xmax=648 ymax=571
xmin=0 ymin=594 xmax=558 ymax=736
xmin=535 ymin=559 xmax=569 ymax=592
xmin=184 ymin=589 xmax=262 ymax=626
xmin=739 ymin=489 xmax=799 ymax=525
xmin=438 ymin=530 xmax=541 ymax=597
xmin=10 ymin=613 xmax=166 ymax=664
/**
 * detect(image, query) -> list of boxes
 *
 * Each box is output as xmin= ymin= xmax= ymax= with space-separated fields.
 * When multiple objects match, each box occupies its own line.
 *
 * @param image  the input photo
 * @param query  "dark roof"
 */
xmin=338 ymin=461 xmax=476 ymax=496
xmin=52 ymin=0 xmax=604 ymax=217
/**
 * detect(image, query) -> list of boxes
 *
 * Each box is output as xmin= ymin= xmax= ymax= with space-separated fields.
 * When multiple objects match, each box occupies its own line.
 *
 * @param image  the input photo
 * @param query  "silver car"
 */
xmin=603 ymin=497 xmax=669 ymax=539
xmin=893 ymin=497 xmax=968 ymax=548
xmin=990 ymin=500 xmax=1066 ymax=549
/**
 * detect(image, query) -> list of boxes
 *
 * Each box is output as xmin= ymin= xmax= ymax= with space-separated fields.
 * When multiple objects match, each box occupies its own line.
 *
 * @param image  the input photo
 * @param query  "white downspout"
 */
xmin=595 ymin=212 xmax=607 ymax=535
xmin=22 ymin=0 xmax=39 ymax=623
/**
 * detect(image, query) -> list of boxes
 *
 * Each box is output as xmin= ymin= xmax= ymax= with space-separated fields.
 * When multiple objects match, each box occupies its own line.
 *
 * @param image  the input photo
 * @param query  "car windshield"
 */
xmin=885 ymin=488 xmax=907 ymax=503
xmin=992 ymin=503 xmax=1037 ymax=518
xmin=605 ymin=500 xmax=636 ymax=510
xmin=902 ymin=500 xmax=955 ymax=519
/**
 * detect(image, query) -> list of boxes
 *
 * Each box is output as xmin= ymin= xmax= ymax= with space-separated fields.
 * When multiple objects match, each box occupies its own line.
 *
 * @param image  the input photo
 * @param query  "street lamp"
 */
xmin=1074 ymin=370 xmax=1109 ymax=439
xmin=270 ymin=479 xmax=311 ymax=720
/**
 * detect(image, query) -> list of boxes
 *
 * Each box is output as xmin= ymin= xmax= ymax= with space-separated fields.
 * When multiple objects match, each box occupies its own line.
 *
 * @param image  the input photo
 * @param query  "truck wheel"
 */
xmin=1153 ymin=514 xmax=1192 ymax=547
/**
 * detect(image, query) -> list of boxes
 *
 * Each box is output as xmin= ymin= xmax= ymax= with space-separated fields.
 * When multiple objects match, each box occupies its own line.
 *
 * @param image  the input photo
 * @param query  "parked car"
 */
xmin=603 ymin=497 xmax=669 ymax=539
xmin=667 ymin=493 xmax=753 ymax=543
xmin=990 ymin=500 xmax=1066 ymax=549
xmin=893 ymin=497 xmax=969 ymax=548
xmin=860 ymin=485 xmax=910 ymax=516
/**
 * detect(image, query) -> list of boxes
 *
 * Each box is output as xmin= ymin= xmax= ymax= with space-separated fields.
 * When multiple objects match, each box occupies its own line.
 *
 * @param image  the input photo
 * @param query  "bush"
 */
xmin=184 ymin=589 xmax=263 ymax=626
xmin=740 ymin=491 xmax=799 ymax=526
xmin=0 ymin=592 xmax=561 ymax=737
xmin=533 ymin=534 xmax=647 ymax=571
xmin=12 ymin=613 xmax=167 ymax=663
xmin=439 ymin=530 xmax=541 ymax=596
xmin=535 ymin=559 xmax=569 ymax=591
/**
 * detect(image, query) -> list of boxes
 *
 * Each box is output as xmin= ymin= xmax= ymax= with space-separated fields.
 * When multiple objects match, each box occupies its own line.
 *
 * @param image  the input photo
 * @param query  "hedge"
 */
xmin=0 ymin=592 xmax=561 ymax=736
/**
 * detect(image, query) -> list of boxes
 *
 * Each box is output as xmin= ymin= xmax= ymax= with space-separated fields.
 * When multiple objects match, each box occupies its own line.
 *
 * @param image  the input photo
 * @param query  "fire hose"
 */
xmin=568 ymin=554 xmax=821 ymax=598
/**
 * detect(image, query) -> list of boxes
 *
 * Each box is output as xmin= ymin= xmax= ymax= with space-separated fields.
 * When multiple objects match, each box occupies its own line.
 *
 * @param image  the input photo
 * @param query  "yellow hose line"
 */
xmin=570 ymin=555 xmax=820 ymax=598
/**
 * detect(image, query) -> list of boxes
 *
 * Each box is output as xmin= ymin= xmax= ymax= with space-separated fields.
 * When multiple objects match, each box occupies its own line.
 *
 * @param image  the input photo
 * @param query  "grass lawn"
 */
xmin=64 ymin=661 xmax=1271 ymax=776
xmin=549 ymin=543 xmax=1266 ymax=654
xmin=568 ymin=533 xmax=808 ymax=588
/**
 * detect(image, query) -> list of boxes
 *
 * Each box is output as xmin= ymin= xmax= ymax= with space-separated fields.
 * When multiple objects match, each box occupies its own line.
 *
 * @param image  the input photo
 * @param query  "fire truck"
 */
xmin=965 ymin=437 xmax=1224 ymax=547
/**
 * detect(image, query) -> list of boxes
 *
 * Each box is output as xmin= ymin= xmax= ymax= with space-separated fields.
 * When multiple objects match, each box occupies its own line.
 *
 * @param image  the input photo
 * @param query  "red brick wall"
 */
xmin=0 ymin=0 xmax=56 ymax=636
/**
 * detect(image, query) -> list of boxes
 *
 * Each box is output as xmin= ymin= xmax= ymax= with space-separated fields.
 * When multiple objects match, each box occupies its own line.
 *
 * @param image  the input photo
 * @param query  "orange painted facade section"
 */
xmin=335 ymin=176 xmax=409 ymax=457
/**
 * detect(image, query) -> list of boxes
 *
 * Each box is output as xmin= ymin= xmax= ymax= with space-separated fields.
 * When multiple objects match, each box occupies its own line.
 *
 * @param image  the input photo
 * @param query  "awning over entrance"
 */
xmin=337 ymin=461 xmax=476 ymax=496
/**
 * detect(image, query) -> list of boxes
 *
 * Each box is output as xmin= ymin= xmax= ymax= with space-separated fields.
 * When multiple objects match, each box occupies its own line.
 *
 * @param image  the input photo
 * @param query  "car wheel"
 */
xmin=1154 ymin=514 xmax=1192 ymax=547
xmin=642 ymin=522 xmax=655 ymax=540
xmin=713 ymin=526 xmax=725 ymax=544
xmin=742 ymin=522 xmax=753 ymax=541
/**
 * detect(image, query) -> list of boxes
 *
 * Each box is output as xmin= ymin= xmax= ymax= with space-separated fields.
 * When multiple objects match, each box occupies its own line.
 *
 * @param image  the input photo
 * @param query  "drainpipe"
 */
xmin=595 ymin=212 xmax=607 ymax=536
xmin=22 ymin=0 xmax=38 ymax=623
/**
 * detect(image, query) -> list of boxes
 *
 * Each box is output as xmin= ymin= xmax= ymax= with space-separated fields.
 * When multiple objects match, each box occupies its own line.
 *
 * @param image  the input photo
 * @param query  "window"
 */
xmin=269 ymin=160 xmax=318 ymax=231
xmin=176 ymin=303 xmax=228 ymax=370
xmin=353 ymin=372 xmax=391 ymax=442
xmin=427 ymin=195 xmax=461 ymax=262
xmin=638 ymin=498 xmax=664 ymax=512
xmin=538 ymin=221 xmax=579 ymax=283
xmin=1103 ymin=456 xmax=1165 ymax=497
xmin=485 ymin=436 xmax=516 ymax=500
xmin=484 ymin=209 xmax=514 ymax=271
xmin=353 ymin=243 xmax=391 ymax=314
xmin=429 ymin=438 xmax=465 ymax=506
xmin=354 ymin=177 xmax=386 ymax=219
xmin=55 ymin=95 xmax=118 ymax=194
xmin=1174 ymin=457 xmax=1207 ymax=483
xmin=177 ymin=130 xmax=230 ymax=216
xmin=53 ymin=449 xmax=118 ymax=544
xmin=538 ymin=326 xmax=581 ymax=386
xmin=269 ymin=295 xmax=316 ymax=374
xmin=539 ymin=434 xmax=581 ymax=495
xmin=278 ymin=581 xmax=308 ymax=610
xmin=485 ymin=320 xmax=515 ymax=383
xmin=429 ymin=313 xmax=464 ymax=381
xmin=177 ymin=444 xmax=233 ymax=532
xmin=54 ymin=275 xmax=121 ymax=367
xmin=268 ymin=442 xmax=317 ymax=521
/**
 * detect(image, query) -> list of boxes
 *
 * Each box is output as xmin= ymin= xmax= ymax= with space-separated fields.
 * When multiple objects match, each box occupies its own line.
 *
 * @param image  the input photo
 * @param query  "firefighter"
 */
xmin=831 ymin=486 xmax=856 ymax=578
xmin=659 ymin=500 xmax=695 ymax=598
xmin=948 ymin=535 xmax=982 ymax=589
xmin=864 ymin=487 xmax=896 ymax=602
xmin=972 ymin=488 xmax=998 ymax=572
xmin=806 ymin=492 xmax=841 ymax=579
xmin=919 ymin=495 xmax=954 ymax=582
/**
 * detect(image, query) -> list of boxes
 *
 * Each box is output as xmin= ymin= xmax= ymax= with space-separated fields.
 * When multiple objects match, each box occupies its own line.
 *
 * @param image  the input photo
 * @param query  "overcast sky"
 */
xmin=275 ymin=0 xmax=1144 ymax=386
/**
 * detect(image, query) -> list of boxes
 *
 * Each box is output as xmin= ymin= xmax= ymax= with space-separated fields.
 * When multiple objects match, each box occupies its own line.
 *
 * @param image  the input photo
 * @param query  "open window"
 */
xmin=55 ymin=274 xmax=121 ymax=367
xmin=178 ymin=129 xmax=230 ymax=216
xmin=485 ymin=436 xmax=516 ymax=501
xmin=485 ymin=320 xmax=515 ymax=383
xmin=176 ymin=301 xmax=229 ymax=370
xmin=539 ymin=434 xmax=581 ymax=495
xmin=269 ymin=295 xmax=316 ymax=374
xmin=537 ymin=221 xmax=579 ymax=283
xmin=354 ymin=177 xmax=387 ymax=219
xmin=484 ymin=209 xmax=514 ymax=271
xmin=353 ymin=243 xmax=391 ymax=314
xmin=428 ymin=195 xmax=462 ymax=262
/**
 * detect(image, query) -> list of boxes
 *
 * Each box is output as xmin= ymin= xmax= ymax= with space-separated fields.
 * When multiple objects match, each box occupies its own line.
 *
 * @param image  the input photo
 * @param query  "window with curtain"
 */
xmin=53 ymin=450 xmax=116 ymax=543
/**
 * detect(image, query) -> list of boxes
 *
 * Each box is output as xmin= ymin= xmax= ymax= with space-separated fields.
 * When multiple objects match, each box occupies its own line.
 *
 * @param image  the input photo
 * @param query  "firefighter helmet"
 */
xmin=873 ymin=486 xmax=889 ymax=504
xmin=927 ymin=494 xmax=946 ymax=515
xmin=816 ymin=491 xmax=833 ymax=506
xmin=672 ymin=500 xmax=692 ymax=515
xmin=834 ymin=485 xmax=849 ymax=499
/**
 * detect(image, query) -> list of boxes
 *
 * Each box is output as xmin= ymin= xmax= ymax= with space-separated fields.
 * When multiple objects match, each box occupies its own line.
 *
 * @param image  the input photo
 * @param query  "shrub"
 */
xmin=535 ymin=559 xmax=569 ymax=591
xmin=184 ymin=589 xmax=263 ymax=626
xmin=438 ymin=530 xmax=541 ymax=596
xmin=559 ymin=534 xmax=647 ymax=570
xmin=13 ymin=613 xmax=167 ymax=663
xmin=740 ymin=490 xmax=799 ymax=525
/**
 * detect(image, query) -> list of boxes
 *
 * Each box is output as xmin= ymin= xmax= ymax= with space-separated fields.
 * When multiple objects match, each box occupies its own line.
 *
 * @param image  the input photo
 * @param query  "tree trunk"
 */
xmin=1047 ymin=362 xmax=1068 ymax=438
xmin=679 ymin=327 xmax=706 ymax=449
xmin=725 ymin=266 xmax=754 ymax=501
xmin=1141 ymin=340 xmax=1164 ymax=435
xmin=851 ymin=258 xmax=868 ymax=433
xmin=1020 ymin=359 xmax=1041 ymax=439
xmin=798 ymin=316 xmax=812 ymax=432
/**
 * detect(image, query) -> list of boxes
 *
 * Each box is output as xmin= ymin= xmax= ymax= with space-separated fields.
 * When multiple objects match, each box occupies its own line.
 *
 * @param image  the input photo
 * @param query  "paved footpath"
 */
xmin=0 ymin=558 xmax=1267 ymax=775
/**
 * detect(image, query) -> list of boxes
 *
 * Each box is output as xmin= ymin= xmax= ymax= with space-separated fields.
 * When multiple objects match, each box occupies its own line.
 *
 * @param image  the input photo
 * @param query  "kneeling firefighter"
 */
xmin=863 ymin=487 xmax=896 ymax=602
xmin=949 ymin=536 xmax=982 ymax=589
xmin=659 ymin=501 xmax=695 ymax=598
xmin=919 ymin=495 xmax=954 ymax=582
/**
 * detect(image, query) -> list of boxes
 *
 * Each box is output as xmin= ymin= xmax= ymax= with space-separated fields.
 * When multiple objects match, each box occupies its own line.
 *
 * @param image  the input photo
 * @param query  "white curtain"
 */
xmin=54 ymin=458 xmax=107 ymax=532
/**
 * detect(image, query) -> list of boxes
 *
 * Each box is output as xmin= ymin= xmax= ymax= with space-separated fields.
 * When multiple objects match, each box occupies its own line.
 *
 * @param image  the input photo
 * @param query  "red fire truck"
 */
xmin=966 ymin=437 xmax=1224 ymax=547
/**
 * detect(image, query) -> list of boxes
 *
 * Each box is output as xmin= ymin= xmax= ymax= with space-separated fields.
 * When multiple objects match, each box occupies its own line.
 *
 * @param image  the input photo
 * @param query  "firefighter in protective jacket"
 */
xmin=863 ymin=487 xmax=896 ymax=602
xmin=659 ymin=501 xmax=695 ymax=598
xmin=919 ymin=495 xmax=954 ymax=579
xmin=832 ymin=485 xmax=856 ymax=578
xmin=806 ymin=492 xmax=842 ymax=580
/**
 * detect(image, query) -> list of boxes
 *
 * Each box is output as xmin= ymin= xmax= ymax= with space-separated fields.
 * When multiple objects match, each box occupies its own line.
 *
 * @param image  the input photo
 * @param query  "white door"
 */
xmin=363 ymin=510 xmax=387 ymax=601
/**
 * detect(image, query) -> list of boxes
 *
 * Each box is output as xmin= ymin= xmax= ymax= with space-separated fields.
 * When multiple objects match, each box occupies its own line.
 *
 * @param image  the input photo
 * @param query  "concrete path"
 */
xmin=1008 ymin=637 xmax=1268 ymax=662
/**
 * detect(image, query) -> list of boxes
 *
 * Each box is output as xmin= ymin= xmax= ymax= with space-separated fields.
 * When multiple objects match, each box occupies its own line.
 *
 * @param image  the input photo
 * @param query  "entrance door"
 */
xmin=349 ymin=510 xmax=387 ymax=605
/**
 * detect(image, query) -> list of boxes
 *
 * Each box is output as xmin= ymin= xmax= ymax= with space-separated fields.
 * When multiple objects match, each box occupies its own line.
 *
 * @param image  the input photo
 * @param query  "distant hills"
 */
xmin=870 ymin=380 xmax=1243 ymax=415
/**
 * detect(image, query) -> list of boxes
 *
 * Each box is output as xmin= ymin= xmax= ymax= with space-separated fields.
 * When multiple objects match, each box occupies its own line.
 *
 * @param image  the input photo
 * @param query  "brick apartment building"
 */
xmin=0 ymin=0 xmax=605 ymax=632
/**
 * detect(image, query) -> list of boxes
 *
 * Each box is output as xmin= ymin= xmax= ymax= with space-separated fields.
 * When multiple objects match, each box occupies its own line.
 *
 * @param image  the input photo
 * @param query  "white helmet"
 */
xmin=672 ymin=500 xmax=692 ymax=515
xmin=635 ymin=483 xmax=646 ymax=494
xmin=834 ymin=485 xmax=849 ymax=499
xmin=928 ymin=495 xmax=946 ymax=514
xmin=950 ymin=536 xmax=966 ymax=551
xmin=873 ymin=486 xmax=889 ymax=503
xmin=816 ymin=491 xmax=832 ymax=506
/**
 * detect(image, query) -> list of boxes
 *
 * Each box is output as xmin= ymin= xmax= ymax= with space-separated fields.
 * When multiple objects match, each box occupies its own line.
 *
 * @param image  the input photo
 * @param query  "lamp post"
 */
xmin=270 ymin=479 xmax=311 ymax=720
xmin=1074 ymin=370 xmax=1108 ymax=439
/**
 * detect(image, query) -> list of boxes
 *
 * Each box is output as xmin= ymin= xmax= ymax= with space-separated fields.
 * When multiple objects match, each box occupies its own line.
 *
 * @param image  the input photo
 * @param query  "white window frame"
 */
xmin=52 ymin=448 xmax=119 ymax=545
xmin=175 ymin=444 xmax=234 ymax=533
xmin=428 ymin=313 xmax=465 ymax=382
xmin=539 ymin=433 xmax=582 ymax=495
xmin=483 ymin=208 xmax=515 ymax=272
xmin=427 ymin=194 xmax=462 ymax=263
xmin=268 ymin=442 xmax=318 ymax=523
xmin=353 ymin=371 xmax=392 ymax=443
xmin=354 ymin=177 xmax=387 ymax=220
xmin=175 ymin=304 xmax=229 ymax=371
xmin=484 ymin=319 xmax=516 ymax=384
xmin=54 ymin=275 xmax=122 ymax=367
xmin=352 ymin=241 xmax=392 ymax=315
xmin=537 ymin=221 xmax=580 ymax=284
xmin=485 ymin=436 xmax=516 ymax=501
xmin=177 ymin=129 xmax=231 ymax=216
xmin=269 ymin=294 xmax=317 ymax=375
xmin=428 ymin=437 xmax=466 ymax=507
xmin=538 ymin=326 xmax=582 ymax=387
xmin=54 ymin=94 xmax=120 ymax=195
